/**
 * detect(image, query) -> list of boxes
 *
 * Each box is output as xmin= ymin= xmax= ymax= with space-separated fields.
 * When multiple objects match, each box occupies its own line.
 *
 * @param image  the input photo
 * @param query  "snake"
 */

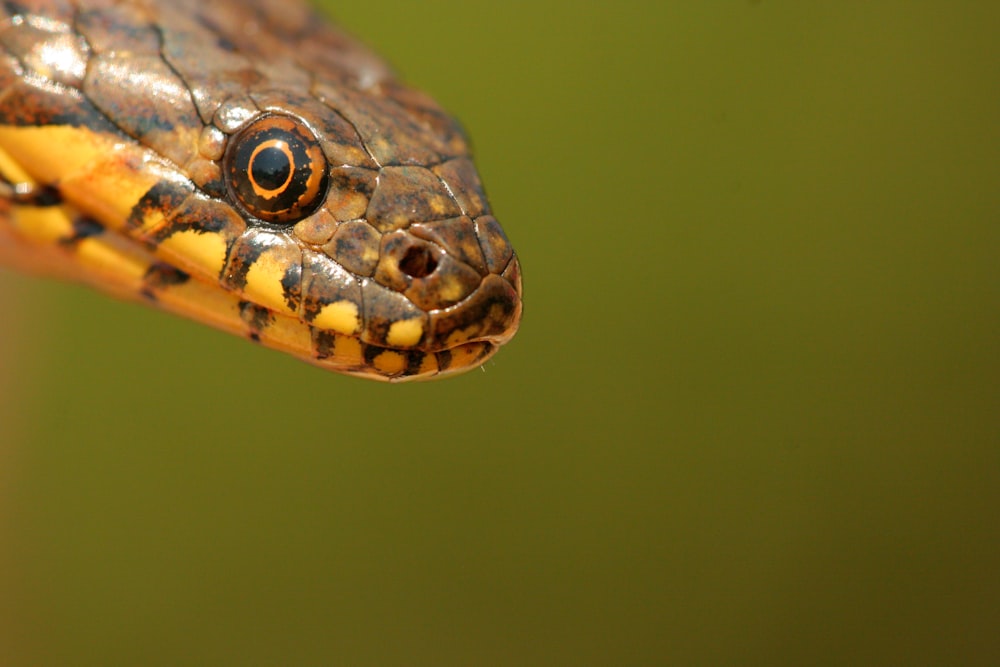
xmin=0 ymin=0 xmax=522 ymax=381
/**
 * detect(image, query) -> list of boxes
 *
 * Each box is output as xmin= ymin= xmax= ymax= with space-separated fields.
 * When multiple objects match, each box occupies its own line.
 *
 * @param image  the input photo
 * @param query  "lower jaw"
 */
xmin=310 ymin=339 xmax=499 ymax=383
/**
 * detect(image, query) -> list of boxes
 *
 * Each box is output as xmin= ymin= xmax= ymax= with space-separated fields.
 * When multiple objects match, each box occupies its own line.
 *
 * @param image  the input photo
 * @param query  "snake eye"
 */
xmin=224 ymin=114 xmax=329 ymax=224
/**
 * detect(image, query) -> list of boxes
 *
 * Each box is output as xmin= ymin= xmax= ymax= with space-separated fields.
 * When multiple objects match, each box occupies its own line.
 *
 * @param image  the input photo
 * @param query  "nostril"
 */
xmin=399 ymin=245 xmax=438 ymax=279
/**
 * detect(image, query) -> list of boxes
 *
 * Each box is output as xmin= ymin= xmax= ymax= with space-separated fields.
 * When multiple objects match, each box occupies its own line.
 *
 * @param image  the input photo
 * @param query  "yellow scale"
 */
xmin=0 ymin=123 xmax=390 ymax=373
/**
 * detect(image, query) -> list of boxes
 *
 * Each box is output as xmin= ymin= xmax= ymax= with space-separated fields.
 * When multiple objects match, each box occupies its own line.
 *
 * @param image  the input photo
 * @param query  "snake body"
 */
xmin=0 ymin=0 xmax=521 ymax=381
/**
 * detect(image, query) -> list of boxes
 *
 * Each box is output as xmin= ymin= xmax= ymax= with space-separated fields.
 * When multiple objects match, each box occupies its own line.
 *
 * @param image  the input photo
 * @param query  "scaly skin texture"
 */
xmin=0 ymin=0 xmax=522 ymax=381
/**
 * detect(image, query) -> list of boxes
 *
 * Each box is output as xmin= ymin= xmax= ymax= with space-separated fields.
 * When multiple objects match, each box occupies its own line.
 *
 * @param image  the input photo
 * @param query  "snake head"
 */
xmin=200 ymin=80 xmax=523 ymax=380
xmin=0 ymin=0 xmax=521 ymax=381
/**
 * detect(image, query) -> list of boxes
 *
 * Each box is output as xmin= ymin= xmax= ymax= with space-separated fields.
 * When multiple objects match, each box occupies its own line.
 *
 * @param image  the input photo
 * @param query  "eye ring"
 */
xmin=224 ymin=113 xmax=329 ymax=225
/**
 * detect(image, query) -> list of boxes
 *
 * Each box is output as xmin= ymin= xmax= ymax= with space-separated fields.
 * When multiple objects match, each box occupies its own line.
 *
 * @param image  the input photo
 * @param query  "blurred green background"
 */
xmin=1 ymin=1 xmax=998 ymax=664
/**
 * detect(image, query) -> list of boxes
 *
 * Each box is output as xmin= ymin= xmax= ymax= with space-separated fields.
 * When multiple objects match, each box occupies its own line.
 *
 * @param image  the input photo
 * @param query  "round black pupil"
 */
xmin=251 ymin=145 xmax=292 ymax=192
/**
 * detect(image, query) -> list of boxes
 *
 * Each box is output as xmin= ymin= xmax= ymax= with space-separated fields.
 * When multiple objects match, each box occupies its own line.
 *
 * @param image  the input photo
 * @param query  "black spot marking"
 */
xmin=238 ymin=300 xmax=274 ymax=337
xmin=436 ymin=349 xmax=453 ymax=372
xmin=58 ymin=217 xmax=105 ymax=246
xmin=405 ymin=351 xmax=426 ymax=376
xmin=127 ymin=180 xmax=193 ymax=231
xmin=149 ymin=195 xmax=245 ymax=257
xmin=363 ymin=342 xmax=383 ymax=368
xmin=281 ymin=264 xmax=302 ymax=312
xmin=312 ymin=329 xmax=336 ymax=359
xmin=0 ymin=78 xmax=123 ymax=130
xmin=140 ymin=262 xmax=190 ymax=300
xmin=222 ymin=236 xmax=270 ymax=290
xmin=147 ymin=263 xmax=188 ymax=284
xmin=8 ymin=183 xmax=62 ymax=207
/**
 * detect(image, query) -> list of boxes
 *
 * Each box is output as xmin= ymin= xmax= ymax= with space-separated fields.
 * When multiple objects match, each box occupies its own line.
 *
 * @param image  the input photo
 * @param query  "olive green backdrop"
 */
xmin=1 ymin=1 xmax=997 ymax=665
